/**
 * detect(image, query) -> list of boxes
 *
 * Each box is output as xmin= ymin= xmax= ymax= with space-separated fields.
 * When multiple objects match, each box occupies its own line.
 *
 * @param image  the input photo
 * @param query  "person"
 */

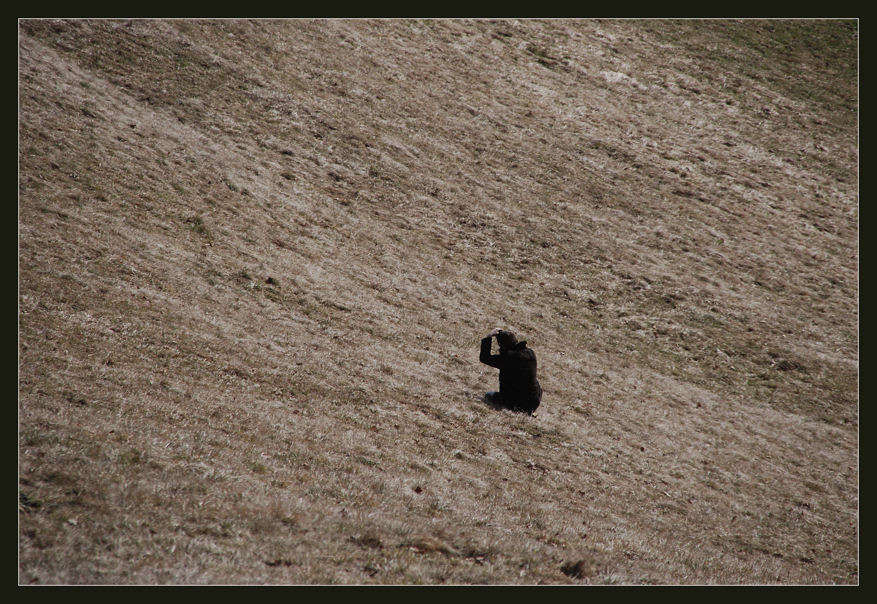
xmin=479 ymin=328 xmax=542 ymax=415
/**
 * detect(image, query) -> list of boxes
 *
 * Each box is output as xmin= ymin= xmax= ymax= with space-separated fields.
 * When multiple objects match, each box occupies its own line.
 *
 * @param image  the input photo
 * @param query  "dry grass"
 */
xmin=19 ymin=19 xmax=857 ymax=584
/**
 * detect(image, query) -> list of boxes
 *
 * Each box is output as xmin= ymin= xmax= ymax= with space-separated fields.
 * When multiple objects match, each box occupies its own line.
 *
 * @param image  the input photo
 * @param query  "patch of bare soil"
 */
xmin=19 ymin=19 xmax=857 ymax=584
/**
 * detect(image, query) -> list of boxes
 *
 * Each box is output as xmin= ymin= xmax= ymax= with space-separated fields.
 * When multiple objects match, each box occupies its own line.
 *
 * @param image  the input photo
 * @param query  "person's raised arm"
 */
xmin=480 ymin=328 xmax=504 ymax=367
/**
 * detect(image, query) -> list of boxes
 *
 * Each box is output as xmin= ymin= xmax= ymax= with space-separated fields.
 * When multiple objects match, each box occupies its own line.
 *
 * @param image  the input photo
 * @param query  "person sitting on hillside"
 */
xmin=479 ymin=328 xmax=542 ymax=415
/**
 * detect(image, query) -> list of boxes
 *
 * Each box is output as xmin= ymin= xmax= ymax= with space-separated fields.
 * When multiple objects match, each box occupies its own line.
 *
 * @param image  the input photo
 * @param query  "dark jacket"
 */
xmin=480 ymin=336 xmax=542 ymax=412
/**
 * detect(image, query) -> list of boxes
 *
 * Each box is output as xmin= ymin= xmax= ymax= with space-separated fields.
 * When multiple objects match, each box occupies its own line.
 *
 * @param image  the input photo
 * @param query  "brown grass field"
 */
xmin=18 ymin=19 xmax=857 ymax=584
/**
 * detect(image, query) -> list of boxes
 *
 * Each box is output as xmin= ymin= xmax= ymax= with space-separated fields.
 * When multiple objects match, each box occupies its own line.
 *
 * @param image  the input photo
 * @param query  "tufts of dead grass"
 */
xmin=19 ymin=19 xmax=856 ymax=584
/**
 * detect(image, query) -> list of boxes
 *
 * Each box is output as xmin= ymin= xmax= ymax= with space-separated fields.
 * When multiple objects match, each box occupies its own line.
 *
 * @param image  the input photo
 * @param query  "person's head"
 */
xmin=496 ymin=330 xmax=518 ymax=351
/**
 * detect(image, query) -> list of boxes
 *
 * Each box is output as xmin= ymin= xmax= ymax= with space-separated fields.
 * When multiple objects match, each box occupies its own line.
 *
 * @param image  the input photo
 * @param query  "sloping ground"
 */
xmin=18 ymin=19 xmax=857 ymax=584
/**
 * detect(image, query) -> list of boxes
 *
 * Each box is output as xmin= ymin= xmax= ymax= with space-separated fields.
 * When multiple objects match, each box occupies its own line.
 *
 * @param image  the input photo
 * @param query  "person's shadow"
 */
xmin=481 ymin=392 xmax=536 ymax=416
xmin=482 ymin=391 xmax=504 ymax=411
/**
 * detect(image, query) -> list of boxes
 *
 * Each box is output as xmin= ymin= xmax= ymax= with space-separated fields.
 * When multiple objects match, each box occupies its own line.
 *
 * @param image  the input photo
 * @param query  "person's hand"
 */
xmin=488 ymin=327 xmax=503 ymax=337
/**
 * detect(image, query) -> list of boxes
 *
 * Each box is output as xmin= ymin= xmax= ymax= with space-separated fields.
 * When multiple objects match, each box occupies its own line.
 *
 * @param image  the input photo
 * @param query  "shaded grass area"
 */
xmin=645 ymin=20 xmax=857 ymax=119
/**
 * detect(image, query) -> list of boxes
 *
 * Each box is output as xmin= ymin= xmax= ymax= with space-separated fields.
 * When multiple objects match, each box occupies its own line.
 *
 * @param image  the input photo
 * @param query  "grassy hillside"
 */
xmin=18 ymin=19 xmax=857 ymax=584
